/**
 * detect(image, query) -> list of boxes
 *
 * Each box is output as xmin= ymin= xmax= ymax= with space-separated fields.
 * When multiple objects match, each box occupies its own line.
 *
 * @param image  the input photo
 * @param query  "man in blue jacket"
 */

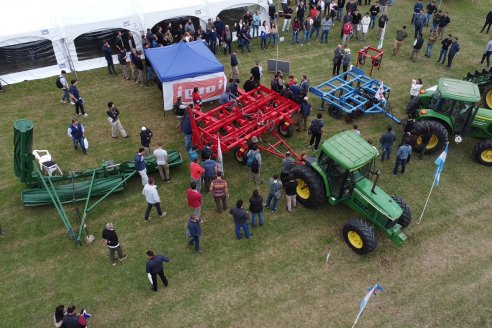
xmin=103 ymin=40 xmax=117 ymax=75
xmin=146 ymin=250 xmax=169 ymax=292
xmin=67 ymin=119 xmax=87 ymax=154
xmin=187 ymin=215 xmax=202 ymax=253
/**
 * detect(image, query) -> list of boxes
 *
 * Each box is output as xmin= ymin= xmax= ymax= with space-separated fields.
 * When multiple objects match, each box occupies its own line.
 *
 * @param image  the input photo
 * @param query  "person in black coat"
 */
xmin=480 ymin=11 xmax=492 ymax=34
xmin=446 ymin=37 xmax=460 ymax=69
xmin=187 ymin=215 xmax=202 ymax=253
xmin=248 ymin=189 xmax=264 ymax=227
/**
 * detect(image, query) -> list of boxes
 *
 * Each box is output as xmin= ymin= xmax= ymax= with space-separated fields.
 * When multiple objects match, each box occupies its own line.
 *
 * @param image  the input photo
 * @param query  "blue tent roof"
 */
xmin=144 ymin=41 xmax=224 ymax=82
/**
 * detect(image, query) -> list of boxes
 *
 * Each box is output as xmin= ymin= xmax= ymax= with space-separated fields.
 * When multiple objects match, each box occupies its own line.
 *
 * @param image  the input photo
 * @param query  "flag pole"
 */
xmin=351 ymin=309 xmax=364 ymax=328
xmin=417 ymin=174 xmax=438 ymax=225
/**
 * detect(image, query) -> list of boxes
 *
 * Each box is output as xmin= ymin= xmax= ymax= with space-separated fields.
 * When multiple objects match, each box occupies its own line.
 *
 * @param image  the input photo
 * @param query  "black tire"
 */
xmin=292 ymin=165 xmax=327 ymax=208
xmin=414 ymin=121 xmax=448 ymax=155
xmin=234 ymin=147 xmax=247 ymax=164
xmin=481 ymin=84 xmax=492 ymax=110
xmin=342 ymin=218 xmax=377 ymax=255
xmin=278 ymin=122 xmax=295 ymax=137
xmin=473 ymin=139 xmax=492 ymax=166
xmin=328 ymin=105 xmax=343 ymax=119
xmin=390 ymin=196 xmax=413 ymax=228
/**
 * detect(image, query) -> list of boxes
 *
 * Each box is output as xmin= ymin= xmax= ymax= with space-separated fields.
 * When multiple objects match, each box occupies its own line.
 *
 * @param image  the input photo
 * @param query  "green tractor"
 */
xmin=292 ymin=131 xmax=412 ymax=255
xmin=412 ymin=78 xmax=492 ymax=166
xmin=464 ymin=67 xmax=492 ymax=109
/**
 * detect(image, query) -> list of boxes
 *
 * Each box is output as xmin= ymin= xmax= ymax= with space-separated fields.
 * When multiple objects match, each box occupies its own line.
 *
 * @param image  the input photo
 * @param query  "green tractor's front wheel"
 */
xmin=473 ymin=139 xmax=492 ymax=166
xmin=414 ymin=121 xmax=449 ymax=155
xmin=343 ymin=218 xmax=378 ymax=255
xmin=389 ymin=196 xmax=413 ymax=228
xmin=481 ymin=85 xmax=492 ymax=110
xmin=292 ymin=165 xmax=327 ymax=208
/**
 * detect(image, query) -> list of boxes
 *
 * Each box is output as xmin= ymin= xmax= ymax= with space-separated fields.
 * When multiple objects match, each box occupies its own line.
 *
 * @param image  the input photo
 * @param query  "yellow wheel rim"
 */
xmin=296 ymin=179 xmax=310 ymax=200
xmin=347 ymin=231 xmax=363 ymax=249
xmin=426 ymin=135 xmax=439 ymax=149
xmin=481 ymin=149 xmax=492 ymax=163
xmin=486 ymin=90 xmax=492 ymax=109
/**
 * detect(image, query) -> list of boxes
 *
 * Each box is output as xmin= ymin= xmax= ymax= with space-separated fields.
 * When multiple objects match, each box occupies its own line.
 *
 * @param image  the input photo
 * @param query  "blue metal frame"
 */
xmin=309 ymin=67 xmax=401 ymax=124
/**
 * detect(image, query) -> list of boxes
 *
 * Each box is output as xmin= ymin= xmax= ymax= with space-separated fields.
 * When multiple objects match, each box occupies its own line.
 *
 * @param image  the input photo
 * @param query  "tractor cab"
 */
xmin=419 ymin=79 xmax=481 ymax=135
xmin=318 ymin=131 xmax=377 ymax=204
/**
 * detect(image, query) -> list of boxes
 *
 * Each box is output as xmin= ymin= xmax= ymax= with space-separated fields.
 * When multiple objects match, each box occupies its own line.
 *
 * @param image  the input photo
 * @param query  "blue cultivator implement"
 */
xmin=309 ymin=67 xmax=401 ymax=124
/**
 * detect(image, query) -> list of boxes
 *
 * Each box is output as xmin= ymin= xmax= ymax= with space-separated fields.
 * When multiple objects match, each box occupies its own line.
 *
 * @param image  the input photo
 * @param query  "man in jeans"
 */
xmin=229 ymin=199 xmax=253 ymax=239
xmin=393 ymin=142 xmax=412 ymax=176
xmin=379 ymin=125 xmax=397 ymax=161
xmin=210 ymin=172 xmax=229 ymax=214
xmin=146 ymin=250 xmax=169 ymax=292
xmin=67 ymin=119 xmax=87 ymax=154
xmin=202 ymin=155 xmax=217 ymax=192
xmin=102 ymin=222 xmax=128 ymax=266
xmin=153 ymin=142 xmax=170 ymax=182
xmin=187 ymin=215 xmax=202 ymax=253
xmin=142 ymin=177 xmax=166 ymax=222
xmin=437 ymin=34 xmax=453 ymax=64
xmin=249 ymin=189 xmax=264 ymax=227
xmin=59 ymin=70 xmax=72 ymax=104
xmin=265 ymin=174 xmax=283 ymax=212
xmin=135 ymin=148 xmax=148 ymax=185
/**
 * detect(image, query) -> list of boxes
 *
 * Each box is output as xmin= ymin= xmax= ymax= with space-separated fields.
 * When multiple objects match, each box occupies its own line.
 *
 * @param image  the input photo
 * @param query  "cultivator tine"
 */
xmin=466 ymin=72 xmax=473 ymax=80
xmin=482 ymin=69 xmax=488 ymax=75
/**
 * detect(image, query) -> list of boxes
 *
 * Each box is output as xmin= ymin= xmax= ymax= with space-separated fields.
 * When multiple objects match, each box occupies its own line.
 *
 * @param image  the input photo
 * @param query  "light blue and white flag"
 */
xmin=352 ymin=284 xmax=384 ymax=328
xmin=433 ymin=142 xmax=449 ymax=187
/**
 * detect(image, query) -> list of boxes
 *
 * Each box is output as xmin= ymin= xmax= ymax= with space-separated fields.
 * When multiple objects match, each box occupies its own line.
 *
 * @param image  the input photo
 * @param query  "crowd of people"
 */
xmin=47 ymin=1 xmax=492 ymax=326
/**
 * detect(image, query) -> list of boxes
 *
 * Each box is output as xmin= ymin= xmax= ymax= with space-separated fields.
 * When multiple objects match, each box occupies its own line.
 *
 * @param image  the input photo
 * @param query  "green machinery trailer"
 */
xmin=13 ymin=119 xmax=183 ymax=244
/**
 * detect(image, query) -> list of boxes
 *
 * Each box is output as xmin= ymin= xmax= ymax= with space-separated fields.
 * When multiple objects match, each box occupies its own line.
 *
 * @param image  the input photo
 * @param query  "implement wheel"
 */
xmin=473 ymin=139 xmax=492 ymax=166
xmin=390 ymin=196 xmax=413 ymax=228
xmin=278 ymin=121 xmax=295 ymax=137
xmin=414 ymin=121 xmax=448 ymax=155
xmin=481 ymin=85 xmax=492 ymax=110
xmin=328 ymin=105 xmax=343 ymax=119
xmin=292 ymin=165 xmax=327 ymax=208
xmin=234 ymin=147 xmax=247 ymax=164
xmin=343 ymin=218 xmax=377 ymax=255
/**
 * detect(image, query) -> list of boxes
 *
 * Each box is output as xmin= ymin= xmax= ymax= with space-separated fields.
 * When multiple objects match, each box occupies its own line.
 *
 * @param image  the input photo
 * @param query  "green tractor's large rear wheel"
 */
xmin=481 ymin=85 xmax=492 ymax=110
xmin=414 ymin=121 xmax=449 ymax=155
xmin=473 ymin=139 xmax=492 ymax=166
xmin=292 ymin=165 xmax=327 ymax=208
xmin=343 ymin=218 xmax=377 ymax=255
xmin=389 ymin=196 xmax=413 ymax=228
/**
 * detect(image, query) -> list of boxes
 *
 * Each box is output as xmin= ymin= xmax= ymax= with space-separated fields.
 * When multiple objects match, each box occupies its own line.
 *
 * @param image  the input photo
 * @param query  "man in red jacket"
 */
xmin=187 ymin=181 xmax=203 ymax=219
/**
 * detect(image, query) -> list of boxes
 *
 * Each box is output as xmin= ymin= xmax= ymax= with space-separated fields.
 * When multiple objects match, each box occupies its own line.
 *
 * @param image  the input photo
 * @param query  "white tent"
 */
xmin=0 ymin=0 xmax=269 ymax=85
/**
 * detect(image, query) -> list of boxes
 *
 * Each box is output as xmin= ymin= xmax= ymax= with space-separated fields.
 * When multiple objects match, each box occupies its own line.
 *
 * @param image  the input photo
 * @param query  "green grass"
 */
xmin=1 ymin=1 xmax=492 ymax=327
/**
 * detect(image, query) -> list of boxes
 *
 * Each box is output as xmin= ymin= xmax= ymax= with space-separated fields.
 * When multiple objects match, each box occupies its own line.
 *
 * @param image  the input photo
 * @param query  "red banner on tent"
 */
xmin=173 ymin=75 xmax=224 ymax=104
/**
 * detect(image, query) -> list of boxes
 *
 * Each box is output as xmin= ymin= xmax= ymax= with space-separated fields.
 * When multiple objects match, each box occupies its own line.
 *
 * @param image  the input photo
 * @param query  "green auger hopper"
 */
xmin=292 ymin=131 xmax=412 ymax=255
xmin=13 ymin=119 xmax=184 ymax=244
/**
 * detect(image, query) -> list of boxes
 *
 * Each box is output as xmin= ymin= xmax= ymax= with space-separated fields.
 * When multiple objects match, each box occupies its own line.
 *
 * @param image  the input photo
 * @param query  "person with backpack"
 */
xmin=246 ymin=146 xmax=262 ymax=186
xmin=308 ymin=113 xmax=325 ymax=150
xmin=297 ymin=97 xmax=312 ymax=132
xmin=57 ymin=70 xmax=72 ymax=104
xmin=265 ymin=174 xmax=283 ymax=212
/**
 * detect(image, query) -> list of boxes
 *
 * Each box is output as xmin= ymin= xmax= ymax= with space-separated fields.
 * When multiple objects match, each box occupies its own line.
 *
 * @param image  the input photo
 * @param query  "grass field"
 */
xmin=1 ymin=1 xmax=492 ymax=327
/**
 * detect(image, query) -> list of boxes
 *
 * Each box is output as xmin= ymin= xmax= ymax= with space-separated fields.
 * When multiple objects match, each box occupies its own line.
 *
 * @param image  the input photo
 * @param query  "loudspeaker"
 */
xmin=267 ymin=59 xmax=290 ymax=74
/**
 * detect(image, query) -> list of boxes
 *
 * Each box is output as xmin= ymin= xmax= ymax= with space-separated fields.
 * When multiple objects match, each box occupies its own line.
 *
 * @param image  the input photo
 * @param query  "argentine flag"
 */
xmin=434 ymin=143 xmax=449 ymax=187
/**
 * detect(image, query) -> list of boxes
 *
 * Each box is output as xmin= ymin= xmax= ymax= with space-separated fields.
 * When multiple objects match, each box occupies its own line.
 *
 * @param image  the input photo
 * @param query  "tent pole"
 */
xmin=62 ymin=38 xmax=78 ymax=81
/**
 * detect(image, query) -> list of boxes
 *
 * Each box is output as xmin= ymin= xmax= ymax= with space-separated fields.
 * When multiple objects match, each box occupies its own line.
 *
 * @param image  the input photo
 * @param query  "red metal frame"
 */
xmin=190 ymin=85 xmax=302 ymax=161
xmin=355 ymin=46 xmax=384 ymax=76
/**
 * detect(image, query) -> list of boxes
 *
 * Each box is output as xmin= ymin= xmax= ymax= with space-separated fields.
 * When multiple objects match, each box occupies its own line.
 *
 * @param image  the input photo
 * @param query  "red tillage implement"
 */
xmin=190 ymin=85 xmax=303 ymax=162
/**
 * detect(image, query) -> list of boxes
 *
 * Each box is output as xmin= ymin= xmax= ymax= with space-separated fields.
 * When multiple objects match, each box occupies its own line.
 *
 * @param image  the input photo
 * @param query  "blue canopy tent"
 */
xmin=145 ymin=41 xmax=226 ymax=110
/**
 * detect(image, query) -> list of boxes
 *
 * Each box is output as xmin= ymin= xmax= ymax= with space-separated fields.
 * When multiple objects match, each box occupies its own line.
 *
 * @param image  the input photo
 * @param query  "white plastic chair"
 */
xmin=32 ymin=150 xmax=63 ymax=176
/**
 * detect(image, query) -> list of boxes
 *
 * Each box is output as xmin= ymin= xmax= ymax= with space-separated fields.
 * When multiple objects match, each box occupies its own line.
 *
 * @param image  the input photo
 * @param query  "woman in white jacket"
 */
xmin=361 ymin=12 xmax=371 ymax=42
xmin=260 ymin=20 xmax=270 ymax=50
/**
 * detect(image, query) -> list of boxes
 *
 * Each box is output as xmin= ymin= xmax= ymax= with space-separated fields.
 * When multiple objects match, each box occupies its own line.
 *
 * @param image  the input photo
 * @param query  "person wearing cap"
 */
xmin=140 ymin=126 xmax=153 ymax=156
xmin=135 ymin=147 xmax=149 ymax=185
xmin=107 ymin=102 xmax=128 ymax=138
xmin=280 ymin=152 xmax=295 ymax=183
xmin=297 ymin=96 xmax=312 ymax=132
